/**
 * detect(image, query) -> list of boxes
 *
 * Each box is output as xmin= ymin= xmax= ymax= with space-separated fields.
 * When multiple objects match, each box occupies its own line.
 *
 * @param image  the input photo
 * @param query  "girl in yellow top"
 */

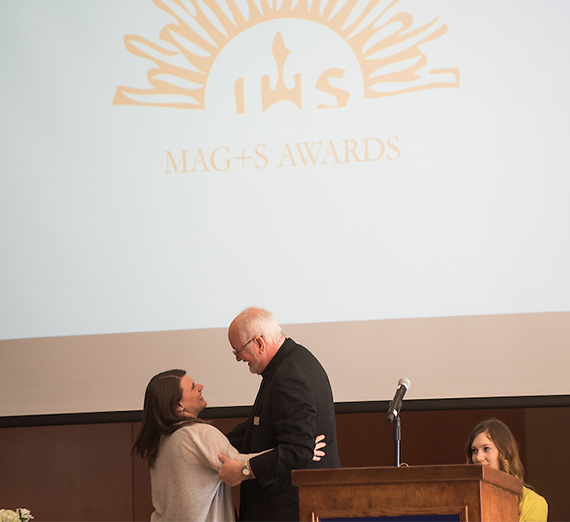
xmin=466 ymin=418 xmax=548 ymax=522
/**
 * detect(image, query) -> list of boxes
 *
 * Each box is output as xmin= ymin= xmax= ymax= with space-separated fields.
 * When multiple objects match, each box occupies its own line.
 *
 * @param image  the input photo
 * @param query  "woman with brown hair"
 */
xmin=466 ymin=418 xmax=548 ymax=522
xmin=132 ymin=369 xmax=260 ymax=521
xmin=133 ymin=369 xmax=324 ymax=521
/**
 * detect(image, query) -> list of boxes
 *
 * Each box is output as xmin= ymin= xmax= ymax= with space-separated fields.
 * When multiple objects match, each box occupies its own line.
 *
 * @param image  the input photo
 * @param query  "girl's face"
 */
xmin=470 ymin=431 xmax=500 ymax=470
xmin=178 ymin=374 xmax=207 ymax=417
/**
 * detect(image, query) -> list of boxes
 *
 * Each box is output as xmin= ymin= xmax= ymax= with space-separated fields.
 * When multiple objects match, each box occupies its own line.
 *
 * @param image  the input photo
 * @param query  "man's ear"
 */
xmin=254 ymin=335 xmax=266 ymax=352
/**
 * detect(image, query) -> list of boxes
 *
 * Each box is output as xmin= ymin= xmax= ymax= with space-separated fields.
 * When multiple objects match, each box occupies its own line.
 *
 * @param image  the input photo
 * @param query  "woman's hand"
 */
xmin=313 ymin=434 xmax=326 ymax=461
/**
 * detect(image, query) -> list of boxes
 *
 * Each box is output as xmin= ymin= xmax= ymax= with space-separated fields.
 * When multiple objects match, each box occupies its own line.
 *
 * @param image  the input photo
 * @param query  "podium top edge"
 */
xmin=291 ymin=464 xmax=523 ymax=494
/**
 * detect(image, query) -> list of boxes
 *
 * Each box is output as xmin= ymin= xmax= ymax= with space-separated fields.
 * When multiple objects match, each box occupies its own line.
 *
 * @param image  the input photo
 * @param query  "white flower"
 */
xmin=0 ymin=509 xmax=33 ymax=522
xmin=17 ymin=510 xmax=33 ymax=522
xmin=0 ymin=510 xmax=19 ymax=522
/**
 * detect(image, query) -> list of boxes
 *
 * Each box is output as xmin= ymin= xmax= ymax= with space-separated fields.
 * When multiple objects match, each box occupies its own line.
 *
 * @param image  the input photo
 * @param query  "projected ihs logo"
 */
xmin=113 ymin=0 xmax=459 ymax=112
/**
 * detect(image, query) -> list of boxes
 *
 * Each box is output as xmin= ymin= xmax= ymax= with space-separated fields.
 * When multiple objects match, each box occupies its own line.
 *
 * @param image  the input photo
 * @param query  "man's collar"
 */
xmin=261 ymin=337 xmax=294 ymax=378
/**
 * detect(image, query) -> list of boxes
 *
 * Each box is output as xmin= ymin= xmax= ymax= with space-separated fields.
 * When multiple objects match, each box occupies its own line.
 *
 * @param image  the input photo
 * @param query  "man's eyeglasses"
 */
xmin=232 ymin=336 xmax=255 ymax=357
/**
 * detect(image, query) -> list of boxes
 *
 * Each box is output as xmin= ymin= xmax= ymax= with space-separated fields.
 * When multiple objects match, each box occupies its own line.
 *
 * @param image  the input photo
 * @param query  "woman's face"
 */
xmin=178 ymin=374 xmax=207 ymax=417
xmin=470 ymin=431 xmax=500 ymax=470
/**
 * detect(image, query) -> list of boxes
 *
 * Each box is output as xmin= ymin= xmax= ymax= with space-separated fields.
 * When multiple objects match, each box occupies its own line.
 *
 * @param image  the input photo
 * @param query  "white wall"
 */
xmin=1 ymin=0 xmax=569 ymax=416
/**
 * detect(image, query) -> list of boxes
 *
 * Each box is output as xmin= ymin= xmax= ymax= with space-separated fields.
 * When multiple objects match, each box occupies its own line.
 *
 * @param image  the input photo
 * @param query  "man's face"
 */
xmin=229 ymin=329 xmax=265 ymax=375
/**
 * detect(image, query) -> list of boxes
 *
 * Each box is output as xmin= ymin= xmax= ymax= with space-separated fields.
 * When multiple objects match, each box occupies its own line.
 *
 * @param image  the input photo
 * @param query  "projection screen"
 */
xmin=1 ymin=0 xmax=569 ymax=418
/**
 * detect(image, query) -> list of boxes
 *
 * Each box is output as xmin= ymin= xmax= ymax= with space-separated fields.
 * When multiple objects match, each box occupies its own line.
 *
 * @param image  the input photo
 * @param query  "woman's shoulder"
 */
xmin=176 ymin=421 xmax=220 ymax=437
xmin=520 ymin=485 xmax=548 ymax=522
xmin=175 ymin=421 xmax=228 ymax=444
xmin=176 ymin=421 xmax=236 ymax=461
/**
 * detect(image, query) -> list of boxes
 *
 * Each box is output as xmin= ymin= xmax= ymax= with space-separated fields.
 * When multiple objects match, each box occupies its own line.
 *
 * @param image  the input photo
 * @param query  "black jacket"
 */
xmin=226 ymin=338 xmax=341 ymax=521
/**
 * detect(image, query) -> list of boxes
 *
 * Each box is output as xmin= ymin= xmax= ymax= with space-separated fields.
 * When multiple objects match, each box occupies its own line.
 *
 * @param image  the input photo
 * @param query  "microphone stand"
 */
xmin=386 ymin=378 xmax=410 ymax=467
xmin=393 ymin=414 xmax=401 ymax=467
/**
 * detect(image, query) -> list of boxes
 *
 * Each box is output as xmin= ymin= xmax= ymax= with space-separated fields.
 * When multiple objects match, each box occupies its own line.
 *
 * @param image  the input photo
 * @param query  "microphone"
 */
xmin=386 ymin=378 xmax=411 ymax=422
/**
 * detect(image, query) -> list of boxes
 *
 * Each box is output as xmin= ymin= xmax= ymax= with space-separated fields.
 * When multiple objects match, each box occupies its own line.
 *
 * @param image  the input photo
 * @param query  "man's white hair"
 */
xmin=233 ymin=307 xmax=284 ymax=345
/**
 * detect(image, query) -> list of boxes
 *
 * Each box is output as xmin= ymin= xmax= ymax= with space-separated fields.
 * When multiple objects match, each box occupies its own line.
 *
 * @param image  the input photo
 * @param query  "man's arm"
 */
xmin=218 ymin=436 xmax=326 ymax=486
xmin=218 ymin=454 xmax=255 ymax=486
xmin=248 ymin=371 xmax=318 ymax=486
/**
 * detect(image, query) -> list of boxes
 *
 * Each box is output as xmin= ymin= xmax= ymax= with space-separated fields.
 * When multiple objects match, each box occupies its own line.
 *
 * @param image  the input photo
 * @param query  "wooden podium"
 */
xmin=292 ymin=464 xmax=523 ymax=522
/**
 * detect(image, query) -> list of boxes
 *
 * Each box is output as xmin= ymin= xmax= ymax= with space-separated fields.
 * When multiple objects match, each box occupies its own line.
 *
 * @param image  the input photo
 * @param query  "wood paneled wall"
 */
xmin=1 ymin=407 xmax=569 ymax=521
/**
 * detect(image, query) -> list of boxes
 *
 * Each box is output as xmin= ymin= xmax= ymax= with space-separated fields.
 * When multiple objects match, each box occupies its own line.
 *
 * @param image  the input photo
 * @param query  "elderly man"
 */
xmin=218 ymin=307 xmax=340 ymax=521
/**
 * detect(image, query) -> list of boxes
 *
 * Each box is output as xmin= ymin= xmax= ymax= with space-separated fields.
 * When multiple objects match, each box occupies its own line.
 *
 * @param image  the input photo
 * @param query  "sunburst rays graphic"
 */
xmin=113 ymin=0 xmax=459 ymax=110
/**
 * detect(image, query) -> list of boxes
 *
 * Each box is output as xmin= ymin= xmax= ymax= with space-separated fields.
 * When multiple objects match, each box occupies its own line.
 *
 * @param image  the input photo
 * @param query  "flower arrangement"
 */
xmin=0 ymin=509 xmax=33 ymax=522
